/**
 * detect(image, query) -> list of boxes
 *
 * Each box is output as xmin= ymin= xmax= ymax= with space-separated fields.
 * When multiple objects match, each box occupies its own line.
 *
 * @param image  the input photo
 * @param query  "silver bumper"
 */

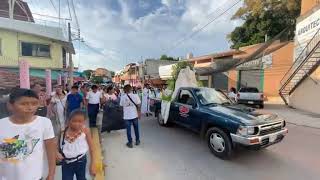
xmin=231 ymin=128 xmax=288 ymax=146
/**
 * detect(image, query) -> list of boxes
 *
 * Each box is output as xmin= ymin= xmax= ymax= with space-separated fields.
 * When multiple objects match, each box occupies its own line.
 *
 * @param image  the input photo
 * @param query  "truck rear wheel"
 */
xmin=206 ymin=127 xmax=233 ymax=159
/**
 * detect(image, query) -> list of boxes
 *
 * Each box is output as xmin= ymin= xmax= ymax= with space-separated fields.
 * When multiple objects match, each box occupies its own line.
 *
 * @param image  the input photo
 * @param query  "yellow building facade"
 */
xmin=0 ymin=28 xmax=65 ymax=69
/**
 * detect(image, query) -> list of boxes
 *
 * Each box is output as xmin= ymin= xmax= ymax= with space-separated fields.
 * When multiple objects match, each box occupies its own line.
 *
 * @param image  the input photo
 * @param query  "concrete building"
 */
xmin=141 ymin=59 xmax=177 ymax=86
xmin=113 ymin=63 xmax=140 ymax=87
xmin=113 ymin=59 xmax=177 ymax=87
xmin=231 ymin=41 xmax=294 ymax=100
xmin=0 ymin=0 xmax=74 ymax=90
xmin=187 ymin=50 xmax=241 ymax=89
xmin=94 ymin=68 xmax=111 ymax=78
xmin=280 ymin=0 xmax=320 ymax=114
xmin=187 ymin=40 xmax=294 ymax=101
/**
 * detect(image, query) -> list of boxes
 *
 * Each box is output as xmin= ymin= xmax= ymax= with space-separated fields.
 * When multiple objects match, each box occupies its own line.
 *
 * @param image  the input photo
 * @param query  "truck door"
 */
xmin=175 ymin=89 xmax=201 ymax=131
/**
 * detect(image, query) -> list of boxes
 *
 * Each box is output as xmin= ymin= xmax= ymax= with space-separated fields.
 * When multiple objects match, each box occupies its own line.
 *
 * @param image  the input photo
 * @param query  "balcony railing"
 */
xmin=0 ymin=9 xmax=69 ymax=40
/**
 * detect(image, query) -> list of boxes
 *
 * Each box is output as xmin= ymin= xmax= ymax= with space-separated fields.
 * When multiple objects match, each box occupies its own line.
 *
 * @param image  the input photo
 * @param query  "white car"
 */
xmin=236 ymin=87 xmax=264 ymax=108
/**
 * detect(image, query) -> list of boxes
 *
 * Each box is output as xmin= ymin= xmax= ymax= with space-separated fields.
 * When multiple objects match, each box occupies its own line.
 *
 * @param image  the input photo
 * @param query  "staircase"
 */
xmin=279 ymin=28 xmax=320 ymax=105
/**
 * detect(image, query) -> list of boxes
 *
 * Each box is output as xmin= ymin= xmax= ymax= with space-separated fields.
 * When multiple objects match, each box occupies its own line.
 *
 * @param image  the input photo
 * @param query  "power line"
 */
xmin=190 ymin=0 xmax=238 ymax=32
xmin=28 ymin=0 xmax=40 ymax=11
xmin=27 ymin=0 xmax=37 ymax=11
xmin=164 ymin=0 xmax=242 ymax=53
xmin=81 ymin=41 xmax=120 ymax=68
xmin=66 ymin=0 xmax=73 ymax=20
xmin=70 ymin=0 xmax=79 ymax=29
xmin=48 ymin=0 xmax=58 ymax=14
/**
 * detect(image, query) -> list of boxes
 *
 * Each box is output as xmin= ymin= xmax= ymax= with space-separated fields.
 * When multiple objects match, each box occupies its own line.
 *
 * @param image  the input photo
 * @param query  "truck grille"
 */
xmin=260 ymin=126 xmax=282 ymax=135
xmin=259 ymin=122 xmax=282 ymax=136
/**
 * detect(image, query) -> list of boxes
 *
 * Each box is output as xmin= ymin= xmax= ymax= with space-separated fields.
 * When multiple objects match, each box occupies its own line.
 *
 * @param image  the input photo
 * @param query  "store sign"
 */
xmin=294 ymin=8 xmax=320 ymax=61
xmin=237 ymin=54 xmax=273 ymax=70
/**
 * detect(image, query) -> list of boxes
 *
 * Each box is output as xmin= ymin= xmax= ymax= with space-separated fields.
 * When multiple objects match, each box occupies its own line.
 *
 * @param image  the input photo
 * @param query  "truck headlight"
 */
xmin=237 ymin=126 xmax=256 ymax=136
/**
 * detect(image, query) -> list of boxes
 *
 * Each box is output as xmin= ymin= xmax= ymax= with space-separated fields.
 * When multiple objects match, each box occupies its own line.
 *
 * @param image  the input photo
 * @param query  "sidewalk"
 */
xmin=260 ymin=104 xmax=320 ymax=129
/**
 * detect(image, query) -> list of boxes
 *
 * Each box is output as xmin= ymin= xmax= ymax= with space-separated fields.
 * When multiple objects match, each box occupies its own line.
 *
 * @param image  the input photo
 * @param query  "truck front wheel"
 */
xmin=206 ymin=127 xmax=233 ymax=159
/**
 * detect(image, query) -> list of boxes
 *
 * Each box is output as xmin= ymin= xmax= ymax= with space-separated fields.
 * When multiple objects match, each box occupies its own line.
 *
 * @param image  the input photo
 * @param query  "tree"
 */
xmin=91 ymin=76 xmax=103 ymax=84
xmin=162 ymin=61 xmax=194 ymax=101
xmin=83 ymin=69 xmax=93 ymax=79
xmin=110 ymin=71 xmax=115 ymax=77
xmin=228 ymin=0 xmax=301 ymax=49
xmin=160 ymin=54 xmax=179 ymax=61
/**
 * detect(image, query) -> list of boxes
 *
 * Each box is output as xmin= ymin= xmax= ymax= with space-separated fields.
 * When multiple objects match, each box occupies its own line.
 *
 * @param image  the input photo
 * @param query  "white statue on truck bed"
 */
xmin=162 ymin=66 xmax=198 ymax=123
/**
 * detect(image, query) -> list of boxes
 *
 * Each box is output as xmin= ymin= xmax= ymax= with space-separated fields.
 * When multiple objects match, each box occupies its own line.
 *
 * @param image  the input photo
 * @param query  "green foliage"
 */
xmin=160 ymin=54 xmax=179 ymax=61
xmin=83 ymin=69 xmax=93 ymax=79
xmin=91 ymin=76 xmax=103 ymax=84
xmin=229 ymin=0 xmax=301 ymax=49
xmin=161 ymin=79 xmax=175 ymax=101
xmin=166 ymin=79 xmax=175 ymax=91
xmin=161 ymin=94 xmax=172 ymax=102
xmin=197 ymin=80 xmax=204 ymax=87
xmin=171 ymin=61 xmax=194 ymax=81
xmin=160 ymin=62 xmax=194 ymax=102
xmin=110 ymin=71 xmax=115 ymax=77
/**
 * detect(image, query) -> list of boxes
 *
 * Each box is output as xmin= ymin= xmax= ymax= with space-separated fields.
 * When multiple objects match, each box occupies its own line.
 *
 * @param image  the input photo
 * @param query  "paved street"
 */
xmin=102 ymin=111 xmax=320 ymax=180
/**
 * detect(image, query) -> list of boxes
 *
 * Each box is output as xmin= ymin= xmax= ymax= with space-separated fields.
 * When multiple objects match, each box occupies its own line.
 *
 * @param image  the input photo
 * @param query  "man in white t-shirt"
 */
xmin=0 ymin=88 xmax=56 ymax=180
xmin=86 ymin=85 xmax=103 ymax=127
xmin=120 ymin=84 xmax=141 ymax=148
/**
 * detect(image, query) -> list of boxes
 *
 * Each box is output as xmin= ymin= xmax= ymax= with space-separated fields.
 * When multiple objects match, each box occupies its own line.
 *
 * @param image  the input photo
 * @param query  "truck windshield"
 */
xmin=195 ymin=88 xmax=231 ymax=106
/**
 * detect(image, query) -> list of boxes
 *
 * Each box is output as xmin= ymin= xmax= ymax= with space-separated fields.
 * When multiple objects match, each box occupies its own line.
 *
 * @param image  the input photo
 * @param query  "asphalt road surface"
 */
xmin=102 ymin=116 xmax=320 ymax=180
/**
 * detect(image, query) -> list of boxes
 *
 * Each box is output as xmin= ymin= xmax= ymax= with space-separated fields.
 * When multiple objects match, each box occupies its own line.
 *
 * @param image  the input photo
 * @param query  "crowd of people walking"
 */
xmin=0 ymin=81 xmax=166 ymax=180
xmin=0 ymin=83 xmax=100 ymax=180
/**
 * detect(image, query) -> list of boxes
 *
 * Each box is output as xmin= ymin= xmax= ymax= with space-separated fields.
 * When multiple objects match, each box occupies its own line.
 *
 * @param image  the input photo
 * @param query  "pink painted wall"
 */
xmin=46 ymin=69 xmax=52 ymax=96
xmin=19 ymin=60 xmax=30 ymax=89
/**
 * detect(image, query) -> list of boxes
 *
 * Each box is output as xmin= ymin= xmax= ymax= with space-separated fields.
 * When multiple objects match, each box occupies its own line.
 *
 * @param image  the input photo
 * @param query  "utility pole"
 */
xmin=78 ymin=29 xmax=81 ymax=72
xmin=68 ymin=23 xmax=74 ymax=87
xmin=58 ymin=0 xmax=61 ymax=27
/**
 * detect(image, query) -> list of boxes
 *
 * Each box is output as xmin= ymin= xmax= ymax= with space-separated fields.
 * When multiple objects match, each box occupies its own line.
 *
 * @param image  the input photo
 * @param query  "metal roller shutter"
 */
xmin=239 ymin=70 xmax=263 ymax=92
xmin=212 ymin=72 xmax=229 ymax=91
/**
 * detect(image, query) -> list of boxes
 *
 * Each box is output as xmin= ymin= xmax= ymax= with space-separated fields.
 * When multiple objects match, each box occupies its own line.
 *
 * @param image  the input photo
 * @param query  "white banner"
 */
xmin=294 ymin=8 xmax=320 ymax=61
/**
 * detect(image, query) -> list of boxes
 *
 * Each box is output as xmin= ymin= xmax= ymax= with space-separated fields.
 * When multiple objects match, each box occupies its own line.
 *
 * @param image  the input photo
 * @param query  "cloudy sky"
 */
xmin=27 ymin=0 xmax=242 ymax=71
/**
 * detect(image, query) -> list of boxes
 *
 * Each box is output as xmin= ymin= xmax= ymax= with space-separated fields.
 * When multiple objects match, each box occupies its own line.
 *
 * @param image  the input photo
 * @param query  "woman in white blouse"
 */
xmin=50 ymin=85 xmax=67 ymax=132
xmin=103 ymin=86 xmax=118 ymax=102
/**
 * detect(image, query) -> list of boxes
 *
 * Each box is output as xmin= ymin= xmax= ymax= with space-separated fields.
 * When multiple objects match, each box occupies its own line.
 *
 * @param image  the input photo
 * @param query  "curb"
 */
xmin=91 ymin=128 xmax=105 ymax=180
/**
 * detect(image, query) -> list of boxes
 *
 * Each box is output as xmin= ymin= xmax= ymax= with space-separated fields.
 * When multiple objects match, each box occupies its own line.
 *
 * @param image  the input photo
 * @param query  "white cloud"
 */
xmin=27 ymin=0 xmax=242 ymax=71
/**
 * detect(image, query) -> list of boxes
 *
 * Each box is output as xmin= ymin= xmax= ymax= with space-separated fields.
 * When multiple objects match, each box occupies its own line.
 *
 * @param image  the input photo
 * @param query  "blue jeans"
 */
xmin=88 ymin=104 xmax=99 ymax=127
xmin=62 ymin=155 xmax=87 ymax=180
xmin=125 ymin=118 xmax=140 ymax=144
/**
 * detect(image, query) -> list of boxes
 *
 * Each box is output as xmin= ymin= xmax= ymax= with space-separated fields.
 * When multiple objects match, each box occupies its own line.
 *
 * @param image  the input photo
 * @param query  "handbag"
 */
xmin=56 ymin=127 xmax=68 ymax=166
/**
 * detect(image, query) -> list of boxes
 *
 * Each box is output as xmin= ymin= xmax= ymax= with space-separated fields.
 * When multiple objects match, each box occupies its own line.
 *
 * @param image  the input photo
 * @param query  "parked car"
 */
xmin=236 ymin=87 xmax=264 ymax=108
xmin=152 ymin=87 xmax=287 ymax=159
